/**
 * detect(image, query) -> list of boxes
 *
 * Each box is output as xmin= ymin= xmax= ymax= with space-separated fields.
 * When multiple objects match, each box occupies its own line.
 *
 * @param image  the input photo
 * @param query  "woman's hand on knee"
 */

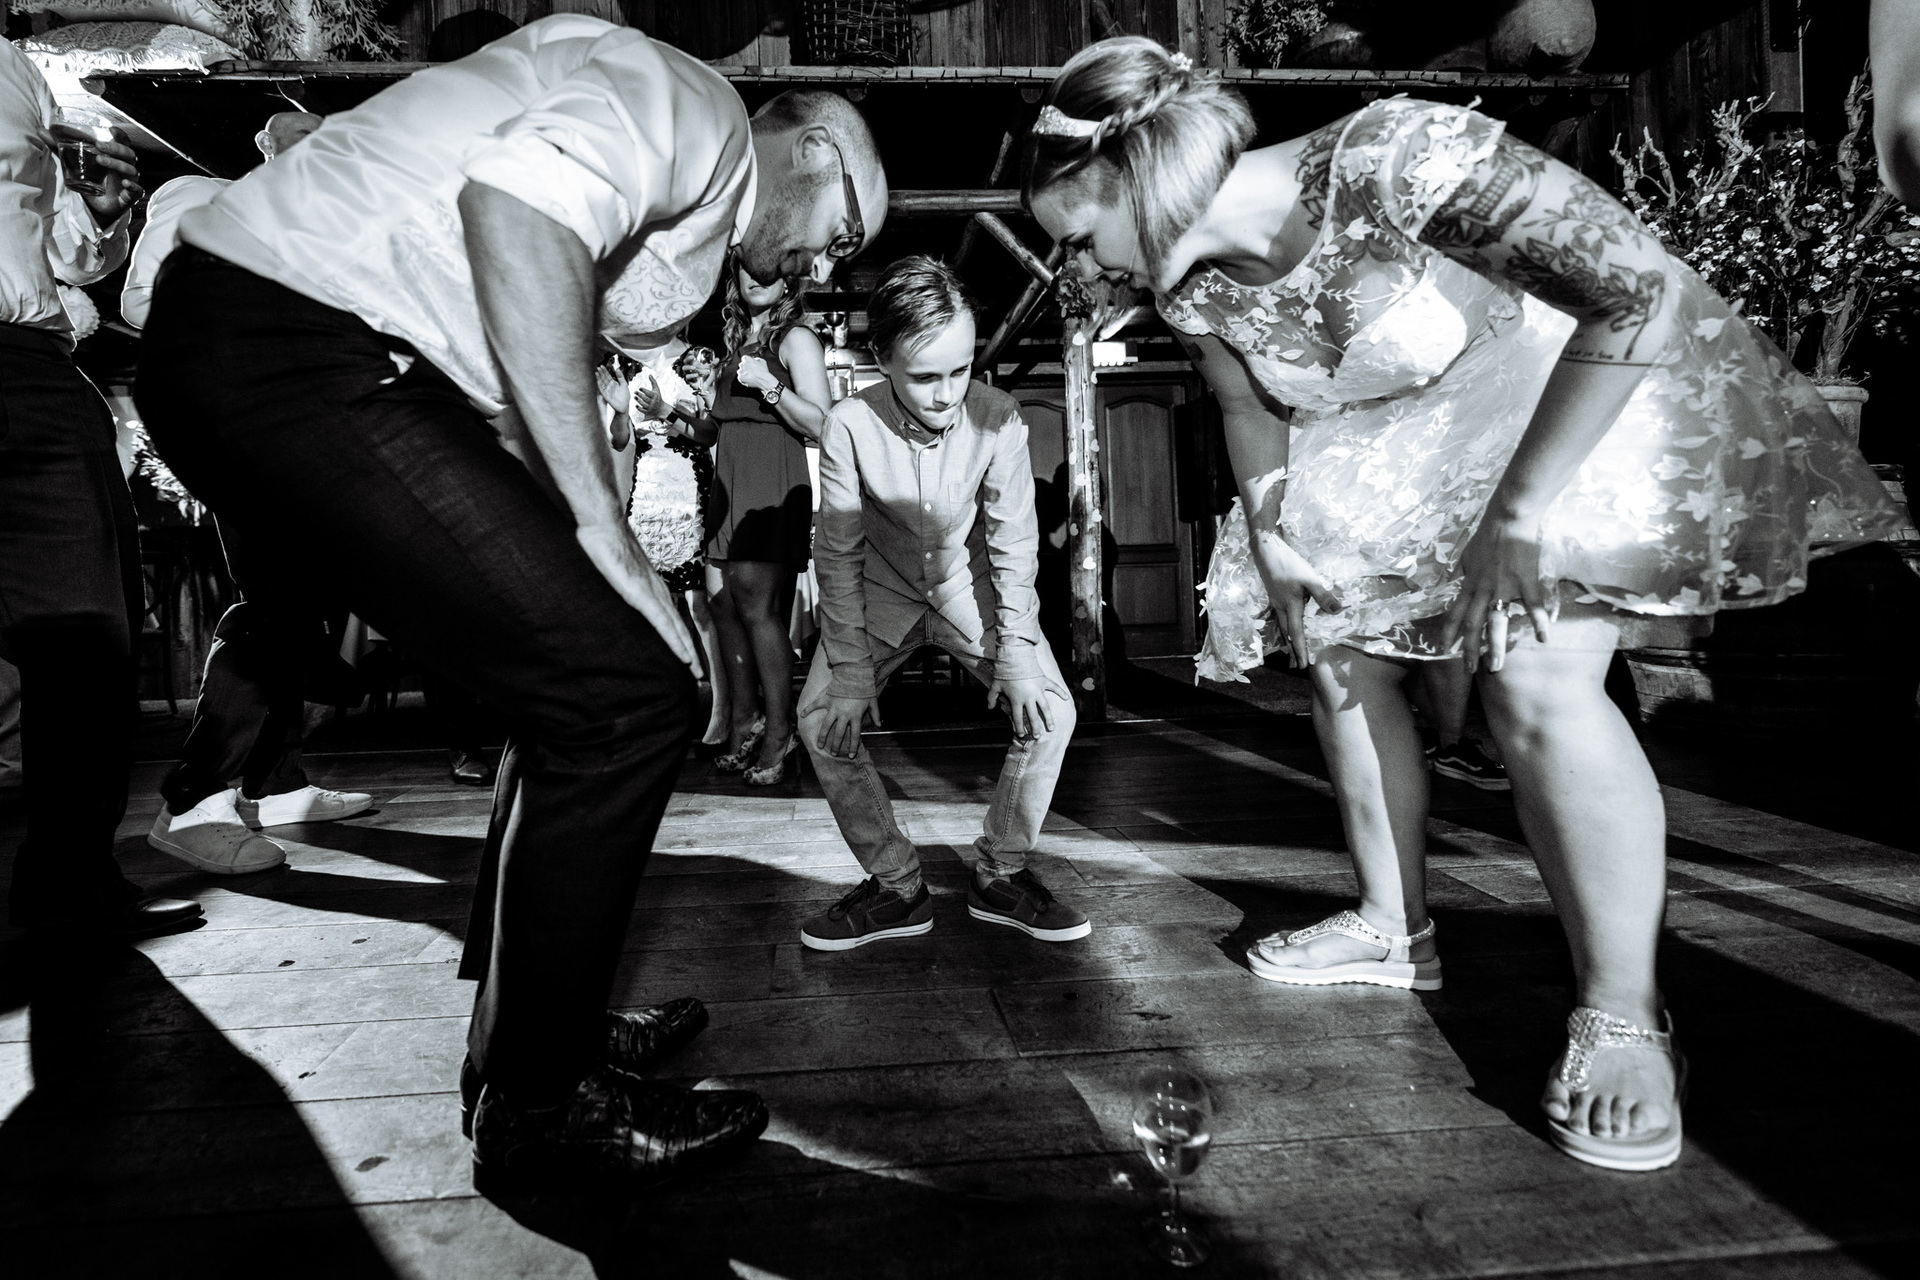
xmin=1443 ymin=514 xmax=1553 ymax=674
xmin=1250 ymin=528 xmax=1341 ymax=668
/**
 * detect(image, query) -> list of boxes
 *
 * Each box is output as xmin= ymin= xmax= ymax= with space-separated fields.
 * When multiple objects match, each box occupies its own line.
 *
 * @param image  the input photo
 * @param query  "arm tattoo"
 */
xmin=1502 ymin=240 xmax=1668 ymax=358
xmin=1526 ymin=176 xmax=1641 ymax=253
xmin=1293 ymin=120 xmax=1342 ymax=230
xmin=1421 ymin=136 xmax=1669 ymax=358
xmin=1424 ymin=142 xmax=1545 ymax=249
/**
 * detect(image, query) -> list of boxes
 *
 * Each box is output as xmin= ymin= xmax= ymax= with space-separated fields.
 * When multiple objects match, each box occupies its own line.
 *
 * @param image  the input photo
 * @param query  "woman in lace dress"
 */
xmin=1025 ymin=38 xmax=1900 ymax=1172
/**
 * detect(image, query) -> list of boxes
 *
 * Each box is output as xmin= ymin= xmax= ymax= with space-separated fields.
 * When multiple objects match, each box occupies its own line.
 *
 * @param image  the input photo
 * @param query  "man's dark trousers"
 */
xmin=136 ymin=250 xmax=697 ymax=1102
xmin=0 ymin=325 xmax=144 ymax=926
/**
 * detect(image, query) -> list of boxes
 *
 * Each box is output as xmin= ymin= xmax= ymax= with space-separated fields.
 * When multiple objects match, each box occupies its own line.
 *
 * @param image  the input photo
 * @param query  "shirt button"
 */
xmin=924 ymin=503 xmax=932 ymax=512
xmin=924 ymin=551 xmax=932 ymax=559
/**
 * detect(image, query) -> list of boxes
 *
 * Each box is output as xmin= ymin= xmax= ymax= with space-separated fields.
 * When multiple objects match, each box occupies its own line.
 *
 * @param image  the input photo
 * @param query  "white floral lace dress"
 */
xmin=1163 ymin=98 xmax=1903 ymax=678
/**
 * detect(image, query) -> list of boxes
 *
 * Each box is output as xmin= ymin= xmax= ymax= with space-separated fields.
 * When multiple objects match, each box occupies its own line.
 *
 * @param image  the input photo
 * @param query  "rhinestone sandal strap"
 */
xmin=1273 ymin=909 xmax=1433 ymax=963
xmin=1556 ymin=1006 xmax=1675 ymax=1092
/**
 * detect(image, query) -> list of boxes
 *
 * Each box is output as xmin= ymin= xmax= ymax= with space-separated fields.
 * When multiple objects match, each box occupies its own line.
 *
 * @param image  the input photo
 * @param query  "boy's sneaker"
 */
xmin=967 ymin=869 xmax=1092 ymax=942
xmin=1428 ymin=740 xmax=1511 ymax=791
xmin=800 ymin=877 xmax=933 ymax=951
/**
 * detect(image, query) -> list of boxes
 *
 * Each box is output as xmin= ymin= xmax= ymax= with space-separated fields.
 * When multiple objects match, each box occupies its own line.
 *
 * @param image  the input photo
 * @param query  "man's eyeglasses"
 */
xmin=826 ymin=137 xmax=864 ymax=261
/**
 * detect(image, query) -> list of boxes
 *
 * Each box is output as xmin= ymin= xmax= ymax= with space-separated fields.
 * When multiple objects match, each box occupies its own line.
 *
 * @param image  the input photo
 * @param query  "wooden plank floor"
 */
xmin=1 ymin=688 xmax=1917 ymax=1279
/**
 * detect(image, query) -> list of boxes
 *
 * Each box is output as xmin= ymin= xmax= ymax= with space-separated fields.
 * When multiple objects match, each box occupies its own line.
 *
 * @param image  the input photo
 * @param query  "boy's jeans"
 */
xmin=798 ymin=613 xmax=1076 ymax=896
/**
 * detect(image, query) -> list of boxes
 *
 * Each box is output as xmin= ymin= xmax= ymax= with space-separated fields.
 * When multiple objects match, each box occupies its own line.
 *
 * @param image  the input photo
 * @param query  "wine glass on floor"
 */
xmin=1132 ymin=1063 xmax=1213 ymax=1267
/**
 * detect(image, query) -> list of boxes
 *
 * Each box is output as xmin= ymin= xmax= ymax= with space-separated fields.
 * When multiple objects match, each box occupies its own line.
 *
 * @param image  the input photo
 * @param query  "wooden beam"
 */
xmin=888 ymin=190 xmax=1026 ymax=216
xmin=954 ymin=130 xmax=1018 ymax=265
xmin=1058 ymin=274 xmax=1106 ymax=723
xmin=974 ymin=243 xmax=1065 ymax=374
xmin=971 ymin=212 xmax=1053 ymax=284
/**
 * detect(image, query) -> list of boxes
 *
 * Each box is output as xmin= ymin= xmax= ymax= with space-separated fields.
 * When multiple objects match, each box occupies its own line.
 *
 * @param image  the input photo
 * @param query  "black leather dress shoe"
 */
xmin=471 ymin=1067 xmax=767 ymax=1193
xmin=448 ymin=747 xmax=495 ymax=787
xmin=460 ymin=998 xmax=709 ymax=1137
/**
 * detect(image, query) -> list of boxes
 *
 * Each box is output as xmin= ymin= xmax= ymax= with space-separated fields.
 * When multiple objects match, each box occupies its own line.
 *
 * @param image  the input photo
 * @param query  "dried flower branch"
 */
xmin=1613 ymin=68 xmax=1920 ymax=383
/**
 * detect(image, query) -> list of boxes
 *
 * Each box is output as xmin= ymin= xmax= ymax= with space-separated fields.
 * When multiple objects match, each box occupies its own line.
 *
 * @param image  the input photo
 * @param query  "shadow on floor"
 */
xmin=0 ymin=938 xmax=400 ymax=1279
xmin=481 ymin=1138 xmax=1269 ymax=1280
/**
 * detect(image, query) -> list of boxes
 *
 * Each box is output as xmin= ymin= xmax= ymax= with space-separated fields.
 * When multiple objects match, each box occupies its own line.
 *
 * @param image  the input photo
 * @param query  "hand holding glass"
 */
xmin=1131 ymin=1065 xmax=1212 ymax=1268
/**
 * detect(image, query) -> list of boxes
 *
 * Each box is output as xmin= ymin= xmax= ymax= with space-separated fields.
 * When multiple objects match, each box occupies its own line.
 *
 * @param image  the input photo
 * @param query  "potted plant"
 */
xmin=1614 ymin=72 xmax=1920 ymax=440
xmin=1606 ymin=73 xmax=1920 ymax=731
xmin=1219 ymin=0 xmax=1338 ymax=69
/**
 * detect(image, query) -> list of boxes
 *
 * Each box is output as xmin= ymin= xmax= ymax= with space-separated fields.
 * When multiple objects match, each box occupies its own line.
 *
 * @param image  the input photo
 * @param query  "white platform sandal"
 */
xmin=1546 ymin=1007 xmax=1686 ymax=1172
xmin=1246 ymin=909 xmax=1442 ymax=991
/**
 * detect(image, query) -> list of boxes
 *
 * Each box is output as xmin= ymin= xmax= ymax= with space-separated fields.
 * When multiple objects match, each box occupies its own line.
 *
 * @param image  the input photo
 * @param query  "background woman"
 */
xmin=707 ymin=257 xmax=831 ymax=784
xmin=1024 ymin=37 xmax=1898 ymax=1173
xmin=604 ymin=347 xmax=727 ymax=746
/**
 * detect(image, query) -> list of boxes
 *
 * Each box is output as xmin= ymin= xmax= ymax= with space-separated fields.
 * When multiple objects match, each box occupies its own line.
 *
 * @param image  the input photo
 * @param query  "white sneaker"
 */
xmin=242 ymin=785 xmax=374 ymax=829
xmin=148 ymin=790 xmax=286 ymax=875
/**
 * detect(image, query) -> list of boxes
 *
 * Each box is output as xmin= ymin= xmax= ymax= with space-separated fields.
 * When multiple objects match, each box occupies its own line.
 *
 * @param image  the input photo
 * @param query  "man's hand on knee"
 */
xmin=813 ymin=695 xmax=881 ymax=759
xmin=987 ymin=677 xmax=1058 ymax=739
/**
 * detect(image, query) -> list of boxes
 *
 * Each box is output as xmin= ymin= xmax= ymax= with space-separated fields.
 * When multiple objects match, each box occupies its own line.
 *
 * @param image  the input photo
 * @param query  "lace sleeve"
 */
xmin=1155 ymin=285 xmax=1213 ymax=336
xmin=1333 ymin=99 xmax=1507 ymax=242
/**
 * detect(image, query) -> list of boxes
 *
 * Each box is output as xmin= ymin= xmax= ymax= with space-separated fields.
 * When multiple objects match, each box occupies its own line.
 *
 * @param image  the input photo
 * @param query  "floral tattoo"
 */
xmin=1294 ymin=119 xmax=1344 ymax=230
xmin=1424 ymin=137 xmax=1669 ymax=358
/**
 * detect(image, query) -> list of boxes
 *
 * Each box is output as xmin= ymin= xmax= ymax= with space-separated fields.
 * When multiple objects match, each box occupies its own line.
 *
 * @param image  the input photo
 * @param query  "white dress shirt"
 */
xmin=120 ymin=173 xmax=227 ymax=329
xmin=180 ymin=15 xmax=757 ymax=412
xmin=0 ymin=40 xmax=130 ymax=340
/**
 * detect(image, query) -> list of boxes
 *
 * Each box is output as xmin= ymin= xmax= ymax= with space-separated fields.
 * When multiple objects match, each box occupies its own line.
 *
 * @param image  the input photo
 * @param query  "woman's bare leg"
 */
xmin=1281 ymin=646 xmax=1436 ymax=968
xmin=707 ymin=561 xmax=762 ymax=751
xmin=685 ymin=578 xmax=728 ymax=745
xmin=1478 ymin=617 xmax=1673 ymax=1141
xmin=725 ymin=561 xmax=798 ymax=769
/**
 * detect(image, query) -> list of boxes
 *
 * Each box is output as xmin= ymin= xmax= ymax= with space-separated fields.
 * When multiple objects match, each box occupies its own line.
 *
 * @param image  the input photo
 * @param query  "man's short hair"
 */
xmin=750 ymin=89 xmax=881 ymax=181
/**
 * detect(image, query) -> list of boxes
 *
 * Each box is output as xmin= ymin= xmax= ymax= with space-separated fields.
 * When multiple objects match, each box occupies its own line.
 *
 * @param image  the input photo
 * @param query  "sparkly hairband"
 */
xmin=1029 ymin=52 xmax=1192 ymax=139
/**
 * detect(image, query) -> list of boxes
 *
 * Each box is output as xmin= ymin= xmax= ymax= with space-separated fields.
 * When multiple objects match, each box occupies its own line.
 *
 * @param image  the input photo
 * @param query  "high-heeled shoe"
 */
xmin=744 ymin=731 xmax=799 ymax=786
xmin=713 ymin=714 xmax=766 ymax=774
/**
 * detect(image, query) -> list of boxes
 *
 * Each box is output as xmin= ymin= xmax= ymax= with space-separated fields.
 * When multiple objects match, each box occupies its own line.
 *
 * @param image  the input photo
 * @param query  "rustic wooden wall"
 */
xmin=388 ymin=0 xmax=1243 ymax=66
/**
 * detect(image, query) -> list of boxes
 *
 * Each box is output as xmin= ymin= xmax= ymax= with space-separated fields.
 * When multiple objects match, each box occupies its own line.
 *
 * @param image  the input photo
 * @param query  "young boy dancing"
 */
xmin=800 ymin=256 xmax=1089 ymax=950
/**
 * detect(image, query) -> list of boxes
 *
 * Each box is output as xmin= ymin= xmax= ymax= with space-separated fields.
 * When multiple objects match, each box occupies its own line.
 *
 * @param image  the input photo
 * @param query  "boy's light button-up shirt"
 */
xmin=814 ymin=379 xmax=1046 ymax=701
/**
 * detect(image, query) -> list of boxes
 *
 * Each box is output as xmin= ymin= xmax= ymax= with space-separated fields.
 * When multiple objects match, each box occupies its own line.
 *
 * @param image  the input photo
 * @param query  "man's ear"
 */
xmin=791 ymin=123 xmax=835 ymax=173
xmin=254 ymin=129 xmax=275 ymax=160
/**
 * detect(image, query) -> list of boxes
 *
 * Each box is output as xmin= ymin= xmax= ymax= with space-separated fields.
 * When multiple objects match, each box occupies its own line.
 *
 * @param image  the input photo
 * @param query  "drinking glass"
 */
xmin=1131 ymin=1064 xmax=1212 ymax=1268
xmin=50 ymin=109 xmax=116 ymax=196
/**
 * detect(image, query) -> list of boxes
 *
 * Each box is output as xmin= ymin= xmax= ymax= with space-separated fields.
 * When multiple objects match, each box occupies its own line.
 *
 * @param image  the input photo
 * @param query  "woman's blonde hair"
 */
xmin=1021 ymin=37 xmax=1256 ymax=274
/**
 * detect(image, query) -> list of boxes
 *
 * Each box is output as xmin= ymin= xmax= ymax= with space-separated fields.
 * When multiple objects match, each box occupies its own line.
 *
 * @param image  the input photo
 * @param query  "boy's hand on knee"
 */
xmin=815 ymin=695 xmax=881 ymax=758
xmin=988 ymin=677 xmax=1056 ymax=739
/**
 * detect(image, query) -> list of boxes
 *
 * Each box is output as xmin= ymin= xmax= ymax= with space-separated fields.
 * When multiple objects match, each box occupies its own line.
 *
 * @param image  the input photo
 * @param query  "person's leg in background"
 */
xmin=137 ymin=254 xmax=763 ymax=1183
xmin=424 ymin=669 xmax=495 ymax=787
xmin=705 ymin=559 xmax=764 ymax=769
xmin=148 ymin=522 xmax=370 ymax=874
xmin=1412 ymin=656 xmax=1509 ymax=791
xmin=724 ymin=560 xmax=798 ymax=780
xmin=0 ymin=328 xmax=199 ymax=936
xmin=689 ymin=567 xmax=728 ymax=747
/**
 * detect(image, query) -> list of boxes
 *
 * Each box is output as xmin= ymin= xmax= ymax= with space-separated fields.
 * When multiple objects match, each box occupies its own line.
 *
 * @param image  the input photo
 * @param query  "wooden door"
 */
xmin=1013 ymin=380 xmax=1197 ymax=657
xmin=1099 ymin=386 xmax=1194 ymax=656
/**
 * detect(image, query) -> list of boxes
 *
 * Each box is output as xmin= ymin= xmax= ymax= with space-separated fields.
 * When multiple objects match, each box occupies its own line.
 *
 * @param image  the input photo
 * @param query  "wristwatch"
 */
xmin=761 ymin=382 xmax=784 ymax=407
